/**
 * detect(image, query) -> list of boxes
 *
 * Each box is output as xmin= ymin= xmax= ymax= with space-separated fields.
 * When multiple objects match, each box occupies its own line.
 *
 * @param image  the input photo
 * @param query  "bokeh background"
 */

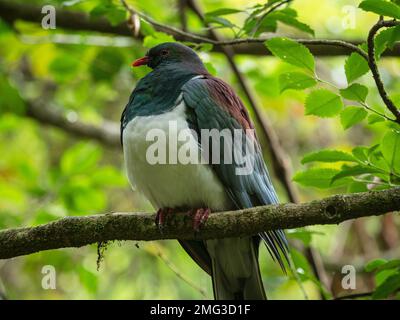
xmin=0 ymin=0 xmax=399 ymax=299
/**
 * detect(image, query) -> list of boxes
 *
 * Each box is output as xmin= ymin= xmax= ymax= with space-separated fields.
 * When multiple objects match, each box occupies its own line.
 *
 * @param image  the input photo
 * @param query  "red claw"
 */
xmin=155 ymin=207 xmax=173 ymax=230
xmin=192 ymin=208 xmax=211 ymax=232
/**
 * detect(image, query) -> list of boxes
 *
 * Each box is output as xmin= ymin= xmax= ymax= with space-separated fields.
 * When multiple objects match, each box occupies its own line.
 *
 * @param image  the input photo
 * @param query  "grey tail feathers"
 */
xmin=206 ymin=237 xmax=266 ymax=300
xmin=260 ymin=229 xmax=290 ymax=273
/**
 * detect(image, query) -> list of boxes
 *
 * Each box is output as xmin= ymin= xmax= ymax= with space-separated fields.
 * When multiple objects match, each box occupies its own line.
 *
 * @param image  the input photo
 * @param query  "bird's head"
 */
xmin=132 ymin=42 xmax=205 ymax=70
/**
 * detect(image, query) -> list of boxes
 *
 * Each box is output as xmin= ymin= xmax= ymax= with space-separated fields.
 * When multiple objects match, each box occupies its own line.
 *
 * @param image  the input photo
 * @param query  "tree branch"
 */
xmin=25 ymin=100 xmax=121 ymax=148
xmin=1 ymin=0 xmax=399 ymax=57
xmin=0 ymin=0 xmax=133 ymax=36
xmin=1 ymin=188 xmax=399 ymax=260
xmin=367 ymin=19 xmax=400 ymax=124
xmin=334 ymin=292 xmax=372 ymax=300
xmin=177 ymin=0 xmax=188 ymax=32
xmin=121 ymin=0 xmax=368 ymax=61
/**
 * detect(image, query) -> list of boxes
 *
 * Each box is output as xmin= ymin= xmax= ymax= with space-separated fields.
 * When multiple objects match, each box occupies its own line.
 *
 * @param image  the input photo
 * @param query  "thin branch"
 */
xmin=120 ymin=0 xmax=214 ymax=44
xmin=25 ymin=99 xmax=121 ymax=148
xmin=367 ymin=19 xmax=400 ymax=124
xmin=177 ymin=0 xmax=188 ymax=32
xmin=1 ymin=188 xmax=399 ymax=260
xmin=334 ymin=292 xmax=372 ymax=300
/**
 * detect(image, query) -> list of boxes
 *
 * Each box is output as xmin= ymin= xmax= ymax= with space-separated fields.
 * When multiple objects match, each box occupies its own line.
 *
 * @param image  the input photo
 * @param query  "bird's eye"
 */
xmin=161 ymin=49 xmax=169 ymax=56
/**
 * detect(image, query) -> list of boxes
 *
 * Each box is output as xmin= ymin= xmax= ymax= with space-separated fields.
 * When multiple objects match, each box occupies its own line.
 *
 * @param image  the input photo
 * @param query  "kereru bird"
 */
xmin=121 ymin=42 xmax=289 ymax=300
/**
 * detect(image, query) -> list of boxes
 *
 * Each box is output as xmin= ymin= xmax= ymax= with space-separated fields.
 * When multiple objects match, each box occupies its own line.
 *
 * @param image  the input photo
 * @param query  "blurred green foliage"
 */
xmin=0 ymin=0 xmax=399 ymax=299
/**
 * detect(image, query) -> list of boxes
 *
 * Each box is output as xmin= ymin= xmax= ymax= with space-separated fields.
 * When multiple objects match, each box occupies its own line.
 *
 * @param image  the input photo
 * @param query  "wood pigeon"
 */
xmin=121 ymin=42 xmax=289 ymax=300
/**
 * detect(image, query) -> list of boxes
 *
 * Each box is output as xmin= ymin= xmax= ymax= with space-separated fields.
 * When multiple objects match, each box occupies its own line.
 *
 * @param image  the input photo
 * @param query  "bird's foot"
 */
xmin=155 ymin=207 xmax=173 ymax=232
xmin=189 ymin=207 xmax=211 ymax=232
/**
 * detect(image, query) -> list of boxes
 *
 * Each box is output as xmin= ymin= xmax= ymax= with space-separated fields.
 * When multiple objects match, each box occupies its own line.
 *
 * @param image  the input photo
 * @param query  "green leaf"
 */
xmin=204 ymin=62 xmax=217 ymax=76
xmin=91 ymin=167 xmax=126 ymax=187
xmin=290 ymin=247 xmax=332 ymax=298
xmin=293 ymin=168 xmax=349 ymax=188
xmin=0 ymin=76 xmax=25 ymax=115
xmin=267 ymin=12 xmax=314 ymax=35
xmin=276 ymin=7 xmax=297 ymax=17
xmin=372 ymin=273 xmax=400 ymax=299
xmin=330 ymin=165 xmax=381 ymax=184
xmin=301 ymin=149 xmax=356 ymax=164
xmin=143 ymin=32 xmax=175 ymax=48
xmin=243 ymin=4 xmax=297 ymax=36
xmin=365 ymin=258 xmax=388 ymax=272
xmin=78 ymin=266 xmax=98 ymax=294
xmin=265 ymin=37 xmax=315 ymax=72
xmin=368 ymin=114 xmax=385 ymax=124
xmin=375 ymin=268 xmax=399 ymax=286
xmin=352 ymin=146 xmax=369 ymax=162
xmin=67 ymin=186 xmax=106 ymax=212
xmin=347 ymin=181 xmax=369 ymax=193
xmin=205 ymin=8 xmax=242 ymax=16
xmin=368 ymin=143 xmax=381 ymax=156
xmin=286 ymin=229 xmax=323 ymax=247
xmin=345 ymin=52 xmax=369 ymax=83
xmin=340 ymin=106 xmax=368 ymax=129
xmin=49 ymin=54 xmax=80 ymax=81
xmin=89 ymin=48 xmax=125 ymax=82
xmin=304 ymin=89 xmax=343 ymax=117
xmin=339 ymin=83 xmax=369 ymax=102
xmin=375 ymin=25 xmax=400 ymax=58
xmin=359 ymin=0 xmax=400 ymax=20
xmin=204 ymin=16 xmax=237 ymax=28
xmin=370 ymin=151 xmax=391 ymax=173
xmin=61 ymin=143 xmax=101 ymax=175
xmin=140 ymin=20 xmax=156 ymax=36
xmin=197 ymin=43 xmax=214 ymax=52
xmin=279 ymin=72 xmax=317 ymax=92
xmin=381 ymin=130 xmax=400 ymax=173
xmin=375 ymin=259 xmax=400 ymax=272
xmin=90 ymin=3 xmax=126 ymax=26
xmin=291 ymin=247 xmax=314 ymax=276
xmin=246 ymin=15 xmax=277 ymax=35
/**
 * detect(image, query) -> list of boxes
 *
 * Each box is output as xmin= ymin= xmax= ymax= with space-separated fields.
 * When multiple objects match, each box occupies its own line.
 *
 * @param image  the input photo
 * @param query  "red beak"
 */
xmin=132 ymin=56 xmax=149 ymax=67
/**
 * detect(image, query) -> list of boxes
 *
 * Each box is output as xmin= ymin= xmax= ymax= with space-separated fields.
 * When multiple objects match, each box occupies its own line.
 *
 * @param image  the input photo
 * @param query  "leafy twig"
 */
xmin=316 ymin=77 xmax=397 ymax=123
xmin=119 ymin=0 xmax=369 ymax=59
xmin=367 ymin=19 xmax=400 ymax=124
xmin=251 ymin=0 xmax=293 ymax=36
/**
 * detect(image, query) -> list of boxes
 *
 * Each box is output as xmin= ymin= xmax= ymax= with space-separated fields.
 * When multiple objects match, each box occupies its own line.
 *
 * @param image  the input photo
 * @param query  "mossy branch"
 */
xmin=2 ymin=0 xmax=400 ymax=57
xmin=1 ymin=188 xmax=399 ymax=260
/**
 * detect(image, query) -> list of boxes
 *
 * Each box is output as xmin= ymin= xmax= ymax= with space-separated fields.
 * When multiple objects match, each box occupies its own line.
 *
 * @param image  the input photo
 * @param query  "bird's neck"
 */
xmin=125 ymin=64 xmax=207 ymax=120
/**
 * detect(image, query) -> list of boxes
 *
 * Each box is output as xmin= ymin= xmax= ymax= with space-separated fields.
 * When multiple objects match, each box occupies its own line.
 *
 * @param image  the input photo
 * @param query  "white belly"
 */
xmin=122 ymin=100 xmax=231 ymax=211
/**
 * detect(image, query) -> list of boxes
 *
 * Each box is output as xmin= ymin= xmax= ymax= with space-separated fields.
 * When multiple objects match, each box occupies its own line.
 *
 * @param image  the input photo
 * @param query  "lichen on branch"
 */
xmin=0 ymin=188 xmax=399 ymax=260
